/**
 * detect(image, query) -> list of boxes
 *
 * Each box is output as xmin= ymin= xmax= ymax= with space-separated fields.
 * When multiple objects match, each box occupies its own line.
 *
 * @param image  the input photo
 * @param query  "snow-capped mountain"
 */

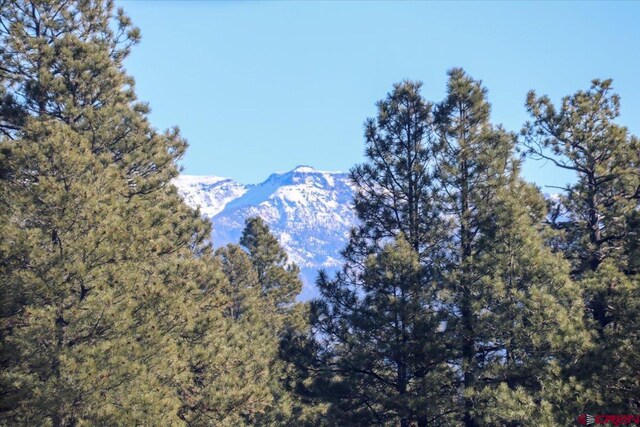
xmin=173 ymin=166 xmax=357 ymax=299
xmin=172 ymin=175 xmax=248 ymax=217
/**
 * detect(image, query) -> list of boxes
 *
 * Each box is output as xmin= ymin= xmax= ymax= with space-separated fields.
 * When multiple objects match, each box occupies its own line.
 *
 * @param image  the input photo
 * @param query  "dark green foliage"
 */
xmin=240 ymin=216 xmax=302 ymax=313
xmin=1 ymin=0 xmax=637 ymax=424
xmin=302 ymin=71 xmax=590 ymax=426
xmin=218 ymin=243 xmax=261 ymax=320
xmin=0 ymin=2 xmax=305 ymax=425
xmin=524 ymin=79 xmax=639 ymax=277
xmin=348 ymin=80 xmax=443 ymax=262
xmin=433 ymin=69 xmax=589 ymax=426
xmin=305 ymin=81 xmax=454 ymax=426
xmin=181 ymin=243 xmax=285 ymax=426
xmin=0 ymin=68 xmax=220 ymax=426
xmin=0 ymin=1 xmax=211 ymax=423
xmin=237 ymin=217 xmax=322 ymax=425
xmin=313 ymin=237 xmax=453 ymax=426
xmin=524 ymin=79 xmax=640 ymax=412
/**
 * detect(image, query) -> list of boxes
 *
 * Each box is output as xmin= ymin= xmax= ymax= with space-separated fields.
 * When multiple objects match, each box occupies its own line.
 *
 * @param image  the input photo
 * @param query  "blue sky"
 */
xmin=119 ymin=1 xmax=639 ymax=188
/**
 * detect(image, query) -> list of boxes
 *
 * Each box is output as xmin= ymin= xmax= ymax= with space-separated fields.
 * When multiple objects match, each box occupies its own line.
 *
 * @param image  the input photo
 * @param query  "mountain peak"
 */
xmin=173 ymin=168 xmax=358 ymax=299
xmin=286 ymin=165 xmax=345 ymax=175
xmin=292 ymin=165 xmax=316 ymax=173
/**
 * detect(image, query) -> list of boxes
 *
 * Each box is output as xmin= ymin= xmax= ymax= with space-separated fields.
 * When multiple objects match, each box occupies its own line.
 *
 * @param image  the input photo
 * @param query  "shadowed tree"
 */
xmin=304 ymin=81 xmax=455 ymax=427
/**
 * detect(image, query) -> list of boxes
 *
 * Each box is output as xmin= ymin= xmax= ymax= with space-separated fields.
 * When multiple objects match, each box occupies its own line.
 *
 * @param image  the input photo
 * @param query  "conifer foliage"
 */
xmin=524 ymin=80 xmax=640 ymax=412
xmin=0 ymin=1 xmax=298 ymax=425
xmin=304 ymin=71 xmax=591 ymax=426
xmin=433 ymin=69 xmax=588 ymax=426
xmin=307 ymin=81 xmax=453 ymax=426
xmin=1 ymin=0 xmax=191 ymax=424
xmin=1 ymin=1 xmax=639 ymax=425
xmin=240 ymin=217 xmax=303 ymax=315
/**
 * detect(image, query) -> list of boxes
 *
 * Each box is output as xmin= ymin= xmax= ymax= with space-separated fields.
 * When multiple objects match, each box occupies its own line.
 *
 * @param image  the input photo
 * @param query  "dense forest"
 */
xmin=1 ymin=1 xmax=638 ymax=426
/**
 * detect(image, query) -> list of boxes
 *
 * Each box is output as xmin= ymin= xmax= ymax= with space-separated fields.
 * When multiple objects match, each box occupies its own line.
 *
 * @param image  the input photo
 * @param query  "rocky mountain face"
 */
xmin=173 ymin=166 xmax=357 ymax=299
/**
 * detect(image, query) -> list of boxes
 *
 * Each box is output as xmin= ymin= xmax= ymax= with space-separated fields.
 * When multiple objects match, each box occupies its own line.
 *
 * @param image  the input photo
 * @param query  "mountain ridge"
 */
xmin=173 ymin=166 xmax=357 ymax=298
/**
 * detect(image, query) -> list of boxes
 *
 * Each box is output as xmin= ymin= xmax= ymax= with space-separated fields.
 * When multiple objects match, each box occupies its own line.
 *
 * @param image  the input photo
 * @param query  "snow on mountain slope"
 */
xmin=173 ymin=166 xmax=357 ymax=299
xmin=173 ymin=175 xmax=248 ymax=217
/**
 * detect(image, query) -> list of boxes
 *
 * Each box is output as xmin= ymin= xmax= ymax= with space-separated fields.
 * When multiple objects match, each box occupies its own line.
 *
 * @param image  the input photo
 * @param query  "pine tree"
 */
xmin=306 ymin=81 xmax=455 ymax=426
xmin=433 ymin=68 xmax=590 ymax=426
xmin=317 ymin=237 xmax=452 ymax=426
xmin=238 ymin=217 xmax=322 ymax=425
xmin=218 ymin=244 xmax=262 ymax=321
xmin=347 ymin=80 xmax=444 ymax=263
xmin=0 ymin=105 xmax=219 ymax=426
xmin=240 ymin=216 xmax=303 ymax=316
xmin=179 ymin=244 xmax=283 ymax=426
xmin=524 ymin=79 xmax=640 ymax=412
xmin=0 ymin=1 xmax=263 ymax=424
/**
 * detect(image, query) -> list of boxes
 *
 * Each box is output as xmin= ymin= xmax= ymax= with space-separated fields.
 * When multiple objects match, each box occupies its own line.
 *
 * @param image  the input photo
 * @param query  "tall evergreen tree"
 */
xmin=524 ymin=79 xmax=640 ymax=411
xmin=179 ymin=244 xmax=284 ymax=426
xmin=347 ymin=80 xmax=444 ymax=263
xmin=316 ymin=237 xmax=452 ymax=426
xmin=240 ymin=216 xmax=303 ymax=316
xmin=237 ymin=217 xmax=323 ymax=425
xmin=306 ymin=81 xmax=455 ymax=426
xmin=0 ymin=1 xmax=273 ymax=425
xmin=218 ymin=244 xmax=262 ymax=321
xmin=433 ymin=68 xmax=590 ymax=426
xmin=0 ymin=87 xmax=226 ymax=427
